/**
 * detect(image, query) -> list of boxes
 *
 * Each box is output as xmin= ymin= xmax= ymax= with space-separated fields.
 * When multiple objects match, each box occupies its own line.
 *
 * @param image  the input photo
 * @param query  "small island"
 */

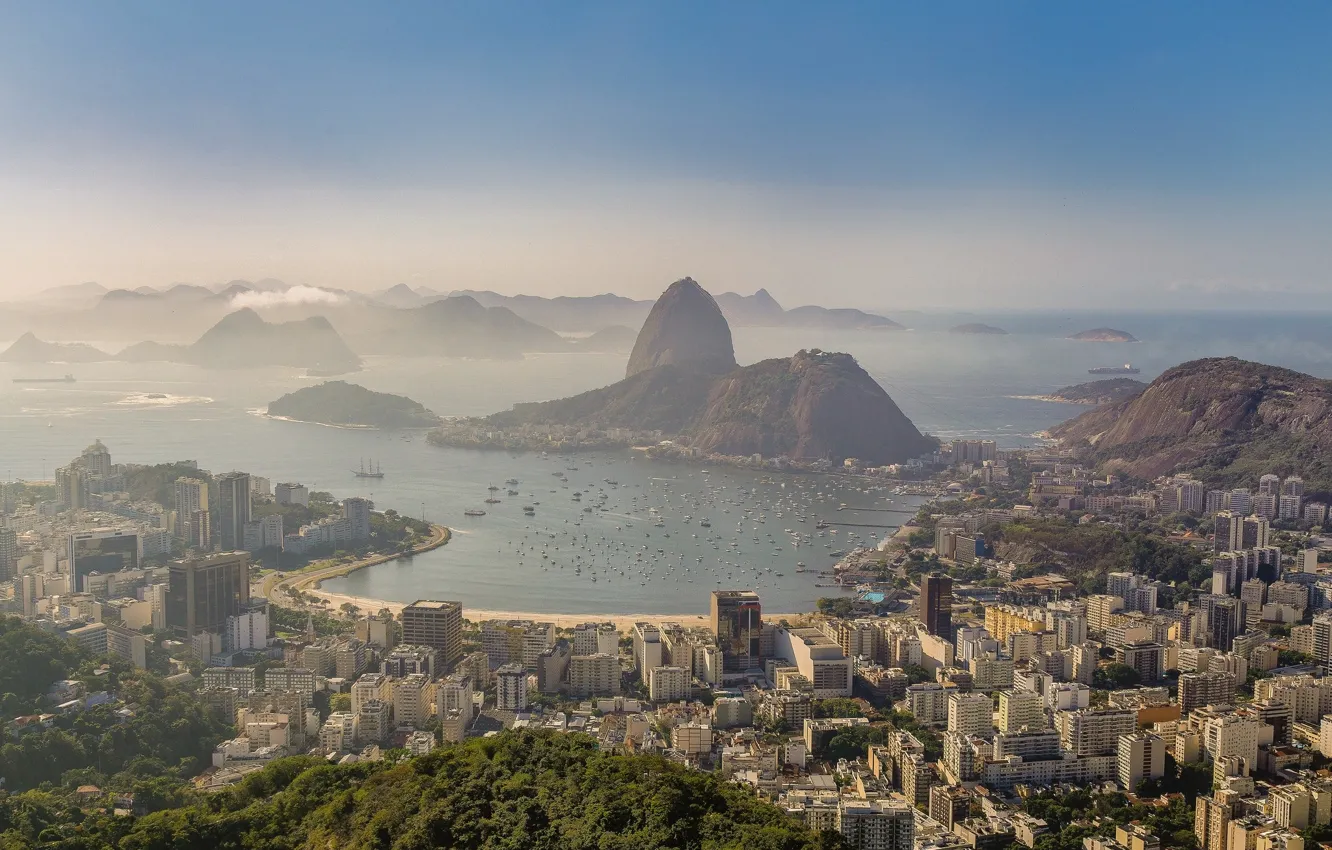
xmin=1040 ymin=378 xmax=1147 ymax=405
xmin=949 ymin=323 xmax=1008 ymax=335
xmin=267 ymin=381 xmax=441 ymax=428
xmin=1067 ymin=327 xmax=1138 ymax=343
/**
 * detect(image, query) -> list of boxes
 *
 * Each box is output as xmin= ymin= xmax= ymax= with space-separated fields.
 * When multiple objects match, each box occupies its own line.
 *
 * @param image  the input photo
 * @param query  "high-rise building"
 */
xmin=175 ymin=476 xmax=209 ymax=543
xmin=1119 ymin=641 xmax=1164 ymax=682
xmin=568 ymin=653 xmax=620 ymax=697
xmin=633 ymin=622 xmax=663 ymax=673
xmin=998 ymin=689 xmax=1045 ymax=733
xmin=1106 ymin=572 xmax=1138 ymax=601
xmin=1117 ymin=732 xmax=1165 ymax=791
xmin=495 ymin=663 xmax=529 ymax=710
xmin=343 ymin=497 xmax=373 ymax=540
xmin=217 ymin=472 xmax=252 ymax=551
xmin=648 ymin=665 xmax=690 ymax=703
xmin=1205 ymin=597 xmax=1244 ymax=651
xmin=837 ymin=799 xmax=914 ymax=850
xmin=711 ymin=590 xmax=762 ymax=673
xmin=165 ymin=551 xmax=250 ymax=638
xmin=948 ymin=691 xmax=993 ymax=738
xmin=0 ymin=528 xmax=18 ymax=582
xmin=275 ymin=483 xmax=309 ymax=506
xmin=1284 ymin=477 xmax=1305 ymax=498
xmin=1214 ymin=512 xmax=1243 ymax=554
xmin=1178 ymin=671 xmax=1236 ymax=716
xmin=919 ymin=573 xmax=953 ymax=639
xmin=68 ymin=529 xmax=140 ymax=593
xmin=55 ymin=465 xmax=89 ymax=511
xmin=1242 ymin=515 xmax=1270 ymax=550
xmin=1057 ymin=707 xmax=1136 ymax=757
xmin=401 ymin=600 xmax=464 ymax=670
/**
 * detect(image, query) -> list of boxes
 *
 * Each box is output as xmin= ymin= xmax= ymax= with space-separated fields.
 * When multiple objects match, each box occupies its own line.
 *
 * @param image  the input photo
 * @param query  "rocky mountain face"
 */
xmin=478 ymin=280 xmax=931 ymax=464
xmin=489 ymin=364 xmax=721 ymax=435
xmin=626 ymin=278 xmax=737 ymax=378
xmin=689 ymin=350 xmax=935 ymax=464
xmin=1051 ymin=357 xmax=1332 ymax=485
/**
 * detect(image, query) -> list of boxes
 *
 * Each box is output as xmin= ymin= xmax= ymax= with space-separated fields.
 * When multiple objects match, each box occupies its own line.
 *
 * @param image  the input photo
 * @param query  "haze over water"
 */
xmin=5 ymin=311 xmax=1332 ymax=614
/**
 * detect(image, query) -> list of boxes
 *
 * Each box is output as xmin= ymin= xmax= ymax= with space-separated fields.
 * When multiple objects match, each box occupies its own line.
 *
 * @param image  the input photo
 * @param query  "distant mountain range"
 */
xmin=3 ymin=278 xmax=910 ymax=365
xmin=2 ymin=309 xmax=362 ymax=373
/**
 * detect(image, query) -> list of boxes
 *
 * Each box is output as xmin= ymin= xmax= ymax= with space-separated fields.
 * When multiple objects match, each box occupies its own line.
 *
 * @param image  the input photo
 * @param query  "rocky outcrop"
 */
xmin=1043 ymin=378 xmax=1147 ymax=406
xmin=1051 ymin=357 xmax=1332 ymax=484
xmin=688 ymin=350 xmax=934 ymax=464
xmin=626 ymin=278 xmax=737 ymax=378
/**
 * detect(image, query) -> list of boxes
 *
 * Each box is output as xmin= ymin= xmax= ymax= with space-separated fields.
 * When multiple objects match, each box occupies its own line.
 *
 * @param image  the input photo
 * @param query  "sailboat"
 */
xmin=353 ymin=458 xmax=385 ymax=478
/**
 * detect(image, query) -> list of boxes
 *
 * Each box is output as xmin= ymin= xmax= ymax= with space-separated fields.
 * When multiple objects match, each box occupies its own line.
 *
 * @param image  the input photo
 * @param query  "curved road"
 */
xmin=256 ymin=523 xmax=450 ymax=610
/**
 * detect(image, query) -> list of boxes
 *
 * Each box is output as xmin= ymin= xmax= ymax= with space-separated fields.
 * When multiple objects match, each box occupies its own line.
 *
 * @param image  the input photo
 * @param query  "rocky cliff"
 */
xmin=1050 ymin=357 xmax=1332 ymax=486
xmin=689 ymin=350 xmax=934 ymax=464
xmin=626 ymin=278 xmax=737 ymax=378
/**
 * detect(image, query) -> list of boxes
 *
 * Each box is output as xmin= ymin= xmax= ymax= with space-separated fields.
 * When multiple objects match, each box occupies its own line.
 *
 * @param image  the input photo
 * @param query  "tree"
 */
xmin=1093 ymin=662 xmax=1141 ymax=690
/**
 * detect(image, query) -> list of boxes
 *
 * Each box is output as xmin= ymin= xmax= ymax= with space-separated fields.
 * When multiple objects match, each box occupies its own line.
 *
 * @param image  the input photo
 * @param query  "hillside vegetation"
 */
xmin=268 ymin=381 xmax=440 ymax=428
xmin=0 ymin=731 xmax=845 ymax=850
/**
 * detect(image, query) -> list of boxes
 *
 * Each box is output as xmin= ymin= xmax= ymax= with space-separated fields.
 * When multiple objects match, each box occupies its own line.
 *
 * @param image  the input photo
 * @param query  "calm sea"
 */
xmin=3 ymin=310 xmax=1330 ymax=614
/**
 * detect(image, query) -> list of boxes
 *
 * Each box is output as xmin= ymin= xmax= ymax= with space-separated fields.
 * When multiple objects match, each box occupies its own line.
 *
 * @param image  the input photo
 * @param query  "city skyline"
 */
xmin=1 ymin=4 xmax=1331 ymax=310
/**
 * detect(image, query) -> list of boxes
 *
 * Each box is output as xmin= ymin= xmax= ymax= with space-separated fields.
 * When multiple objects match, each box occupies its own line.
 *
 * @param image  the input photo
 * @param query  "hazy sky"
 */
xmin=2 ymin=2 xmax=1330 ymax=310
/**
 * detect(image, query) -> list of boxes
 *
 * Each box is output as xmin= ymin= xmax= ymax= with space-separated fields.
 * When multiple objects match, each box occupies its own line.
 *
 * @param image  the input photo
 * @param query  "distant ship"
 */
xmin=353 ymin=459 xmax=385 ymax=478
xmin=13 ymin=374 xmax=75 ymax=384
xmin=1088 ymin=364 xmax=1141 ymax=375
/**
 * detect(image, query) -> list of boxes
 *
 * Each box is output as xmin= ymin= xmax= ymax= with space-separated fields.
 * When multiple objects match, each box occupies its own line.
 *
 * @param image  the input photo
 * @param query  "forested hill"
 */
xmin=0 ymin=731 xmax=845 ymax=850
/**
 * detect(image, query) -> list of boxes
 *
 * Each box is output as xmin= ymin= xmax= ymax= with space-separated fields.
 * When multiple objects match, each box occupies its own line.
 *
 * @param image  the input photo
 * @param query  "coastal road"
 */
xmin=256 ymin=523 xmax=451 ymax=613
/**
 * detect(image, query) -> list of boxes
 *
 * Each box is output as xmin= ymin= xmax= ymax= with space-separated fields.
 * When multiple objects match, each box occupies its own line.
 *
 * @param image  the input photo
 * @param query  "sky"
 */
xmin=1 ymin=2 xmax=1331 ymax=310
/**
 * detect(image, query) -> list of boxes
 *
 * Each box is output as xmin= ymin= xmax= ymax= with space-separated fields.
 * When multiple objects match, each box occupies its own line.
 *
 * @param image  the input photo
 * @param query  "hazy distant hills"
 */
xmin=2 ymin=278 xmax=910 ymax=366
xmin=367 ymin=284 xmax=907 ymax=332
xmin=4 ymin=309 xmax=363 ymax=373
xmin=0 ymin=332 xmax=109 ymax=363
xmin=350 ymin=295 xmax=569 ymax=359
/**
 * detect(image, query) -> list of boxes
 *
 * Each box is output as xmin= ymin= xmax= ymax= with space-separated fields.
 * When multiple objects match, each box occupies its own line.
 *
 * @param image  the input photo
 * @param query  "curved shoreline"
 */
xmin=259 ymin=523 xmax=452 ymax=609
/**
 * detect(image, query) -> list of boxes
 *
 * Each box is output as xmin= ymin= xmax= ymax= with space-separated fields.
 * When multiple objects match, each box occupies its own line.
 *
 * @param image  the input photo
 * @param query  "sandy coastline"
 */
xmin=300 ymin=585 xmax=810 ymax=632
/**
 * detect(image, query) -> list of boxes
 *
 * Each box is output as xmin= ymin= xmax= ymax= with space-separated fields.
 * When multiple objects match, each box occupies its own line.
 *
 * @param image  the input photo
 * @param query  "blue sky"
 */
xmin=1 ymin=2 xmax=1330 ymax=308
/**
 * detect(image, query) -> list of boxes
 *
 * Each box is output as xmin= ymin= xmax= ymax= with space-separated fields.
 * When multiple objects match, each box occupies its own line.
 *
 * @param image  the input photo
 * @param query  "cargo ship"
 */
xmin=1087 ymin=364 xmax=1141 ymax=375
xmin=13 ymin=374 xmax=75 ymax=383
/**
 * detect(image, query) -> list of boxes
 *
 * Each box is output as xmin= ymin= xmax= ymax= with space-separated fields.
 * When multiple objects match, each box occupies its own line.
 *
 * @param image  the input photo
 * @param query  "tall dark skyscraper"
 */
xmin=711 ymin=589 xmax=762 ymax=673
xmin=165 ymin=552 xmax=251 ymax=638
xmin=217 ymin=472 xmax=252 ymax=551
xmin=920 ymin=573 xmax=953 ymax=638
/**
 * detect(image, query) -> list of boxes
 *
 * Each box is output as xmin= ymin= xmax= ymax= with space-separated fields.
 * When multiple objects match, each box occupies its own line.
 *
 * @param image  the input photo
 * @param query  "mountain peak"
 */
xmin=626 ymin=278 xmax=737 ymax=378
